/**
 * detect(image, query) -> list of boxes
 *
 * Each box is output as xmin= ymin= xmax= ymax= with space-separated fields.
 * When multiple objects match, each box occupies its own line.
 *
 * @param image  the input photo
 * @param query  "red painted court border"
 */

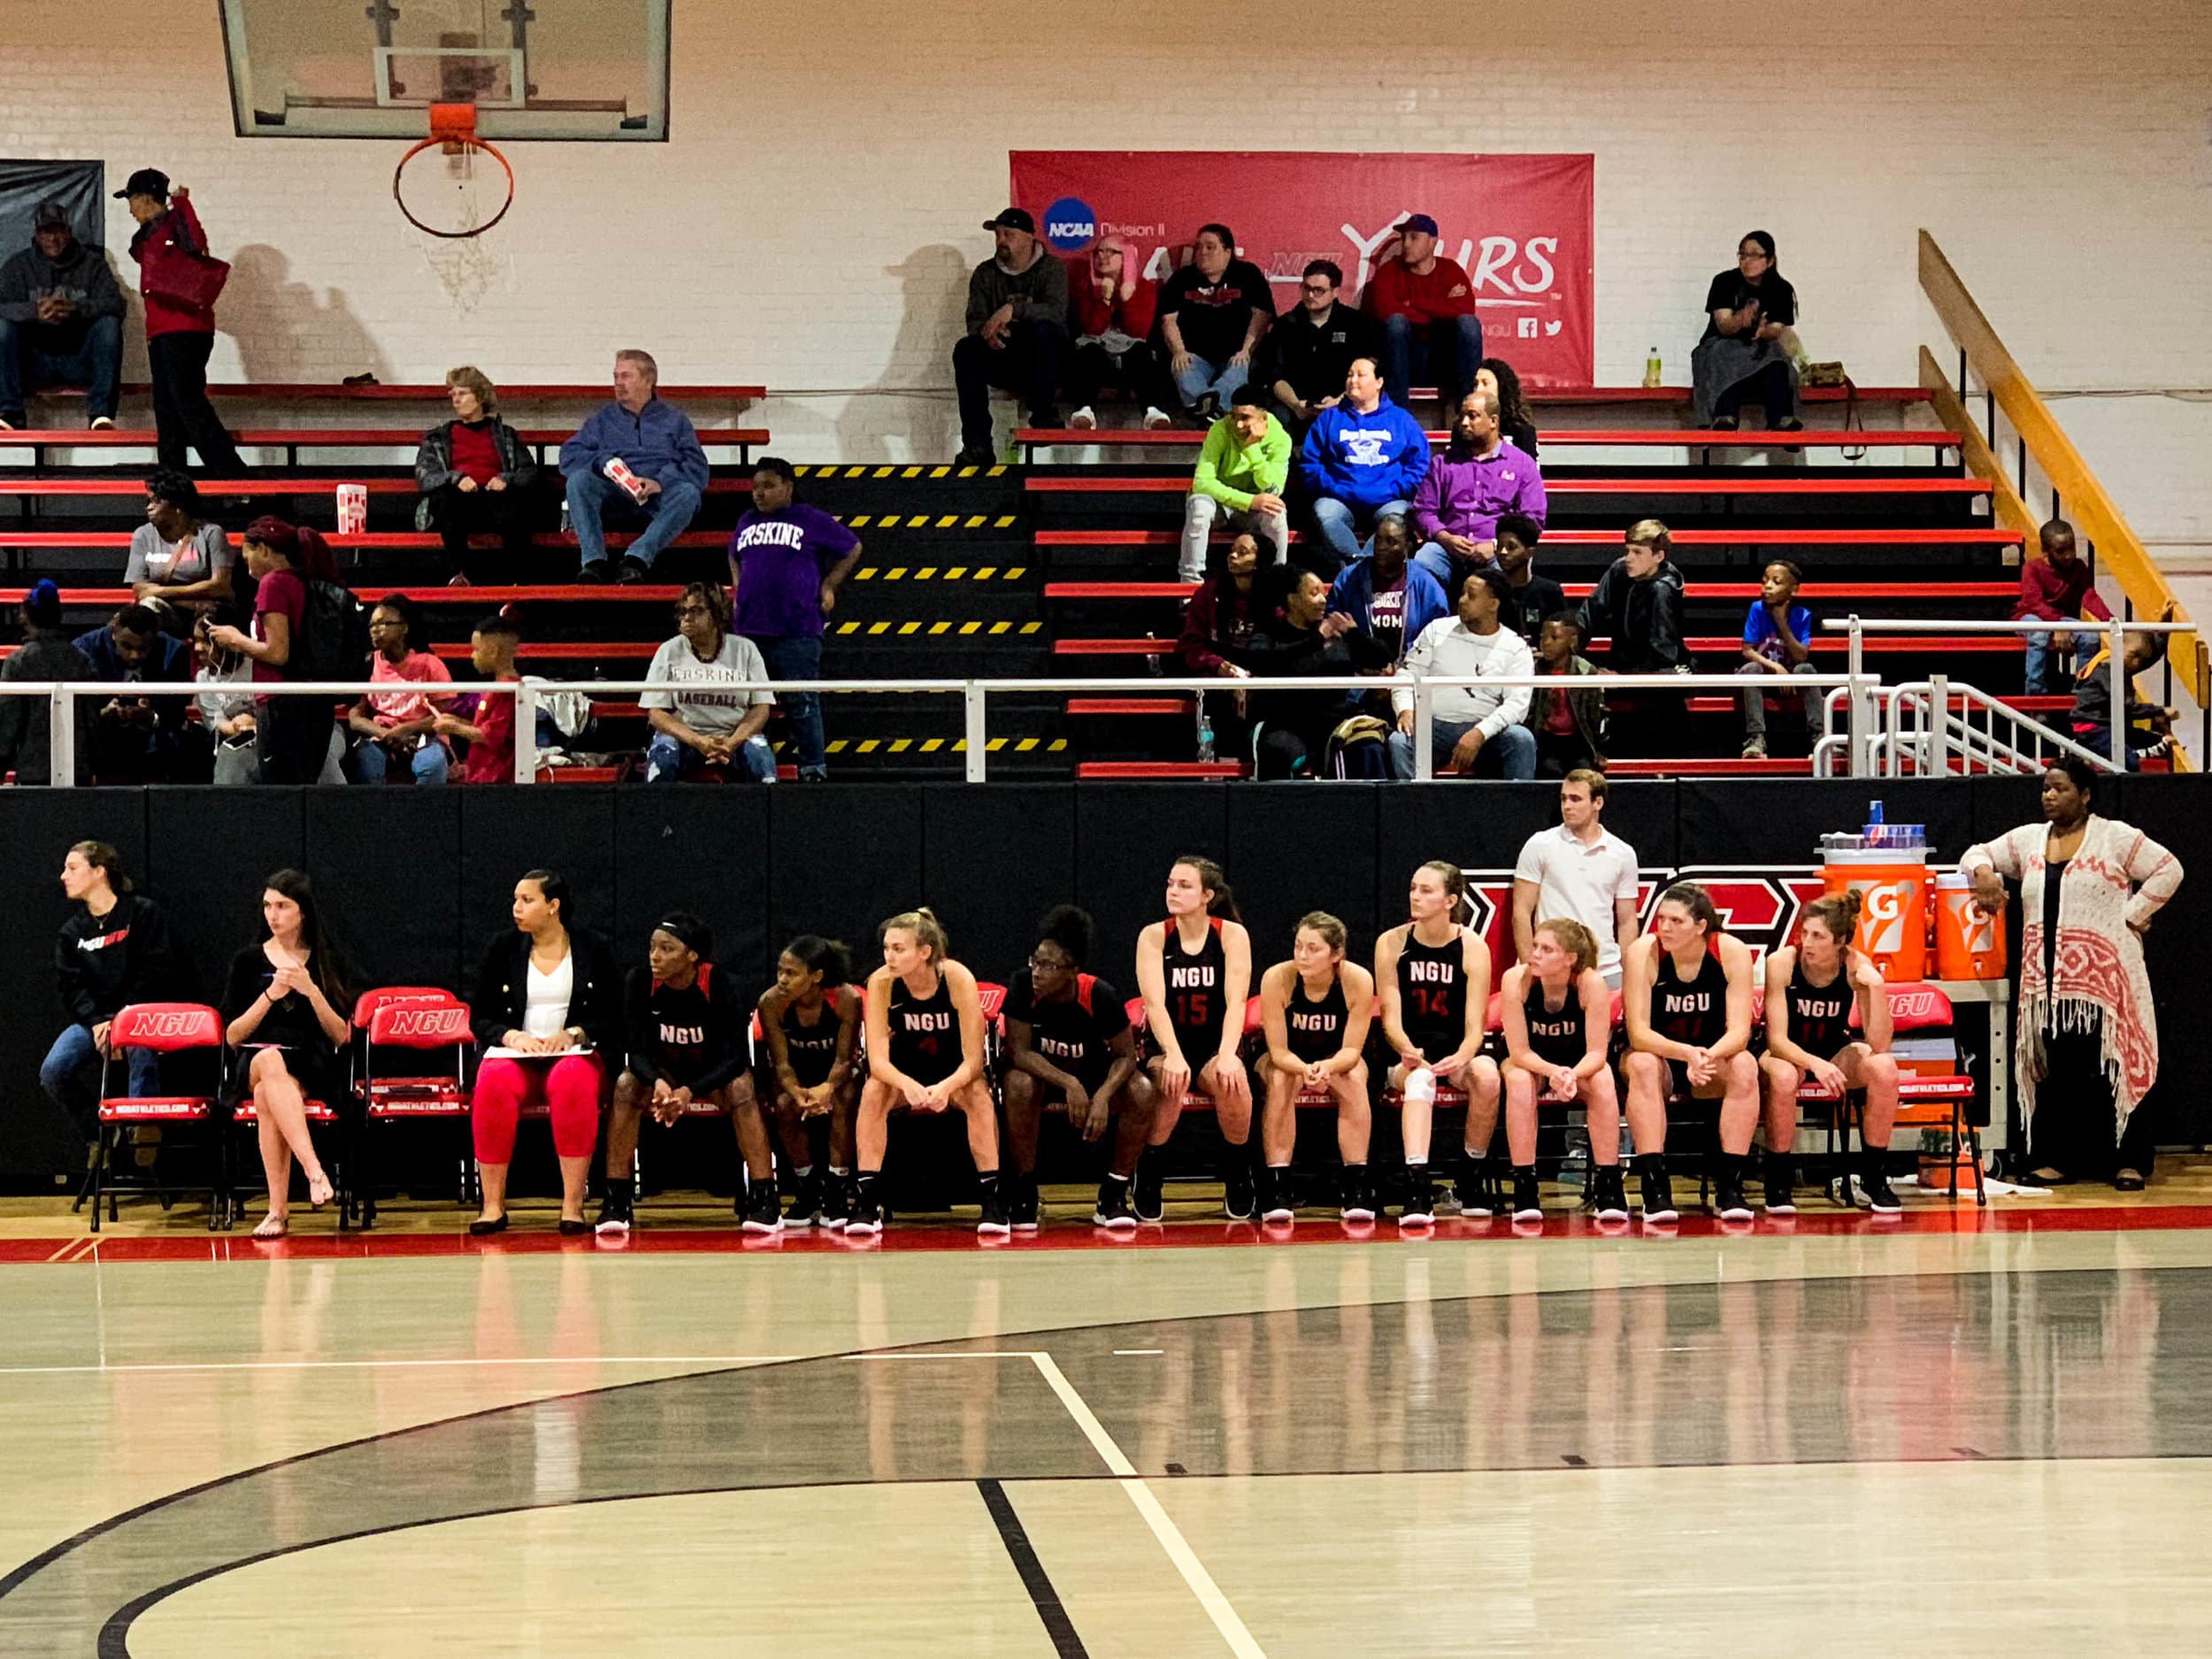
xmin=9 ymin=1203 xmax=2211 ymax=1263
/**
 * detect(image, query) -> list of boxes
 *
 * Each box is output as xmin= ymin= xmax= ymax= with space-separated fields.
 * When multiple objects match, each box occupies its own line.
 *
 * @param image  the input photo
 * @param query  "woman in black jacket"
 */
xmin=466 ymin=868 xmax=621 ymax=1235
xmin=415 ymin=367 xmax=541 ymax=585
xmin=595 ymin=912 xmax=779 ymax=1239
xmin=42 ymin=841 xmax=185 ymax=1141
xmin=221 ymin=869 xmax=355 ymax=1240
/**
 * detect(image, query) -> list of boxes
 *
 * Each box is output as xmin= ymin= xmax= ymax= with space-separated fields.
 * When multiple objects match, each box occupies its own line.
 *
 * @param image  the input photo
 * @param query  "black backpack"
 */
xmin=297 ymin=580 xmax=372 ymax=680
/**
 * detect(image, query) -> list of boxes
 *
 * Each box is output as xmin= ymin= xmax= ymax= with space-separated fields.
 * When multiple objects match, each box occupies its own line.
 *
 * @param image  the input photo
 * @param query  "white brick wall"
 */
xmin=5 ymin=0 xmax=2209 ymax=551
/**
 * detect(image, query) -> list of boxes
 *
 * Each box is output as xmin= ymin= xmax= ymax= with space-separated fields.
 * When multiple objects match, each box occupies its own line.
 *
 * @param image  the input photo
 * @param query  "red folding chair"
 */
xmin=351 ymin=987 xmax=476 ymax=1227
xmin=90 ymin=1002 xmax=227 ymax=1233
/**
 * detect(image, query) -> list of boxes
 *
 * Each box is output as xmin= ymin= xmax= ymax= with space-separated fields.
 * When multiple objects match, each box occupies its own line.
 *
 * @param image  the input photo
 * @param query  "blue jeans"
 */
xmin=566 ymin=471 xmax=705 ymax=569
xmin=749 ymin=634 xmax=826 ymax=777
xmin=1171 ymin=353 xmax=1248 ymax=412
xmin=42 ymin=1024 xmax=160 ymax=1140
xmin=646 ymin=731 xmax=776 ymax=783
xmin=346 ymin=735 xmax=450 ymax=785
xmin=1387 ymin=717 xmax=1537 ymax=780
xmin=0 ymin=312 xmax=123 ymax=422
xmin=1310 ymin=496 xmax=1412 ymax=573
xmin=1411 ymin=540 xmax=1499 ymax=595
xmin=2023 ymin=631 xmax=2076 ymax=695
xmin=1378 ymin=312 xmax=1484 ymax=411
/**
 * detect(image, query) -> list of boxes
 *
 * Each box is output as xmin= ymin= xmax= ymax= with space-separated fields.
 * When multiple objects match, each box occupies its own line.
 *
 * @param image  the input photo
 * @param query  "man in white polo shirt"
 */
xmin=1511 ymin=767 xmax=1642 ymax=986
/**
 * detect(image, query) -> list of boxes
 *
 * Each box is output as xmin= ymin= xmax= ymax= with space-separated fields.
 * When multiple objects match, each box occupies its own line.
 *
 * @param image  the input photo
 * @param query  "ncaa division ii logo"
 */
xmin=1044 ymin=196 xmax=1095 ymax=252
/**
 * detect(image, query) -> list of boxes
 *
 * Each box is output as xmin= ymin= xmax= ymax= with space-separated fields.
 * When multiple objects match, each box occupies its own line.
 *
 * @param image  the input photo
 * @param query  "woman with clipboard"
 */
xmin=467 ymin=869 xmax=620 ymax=1235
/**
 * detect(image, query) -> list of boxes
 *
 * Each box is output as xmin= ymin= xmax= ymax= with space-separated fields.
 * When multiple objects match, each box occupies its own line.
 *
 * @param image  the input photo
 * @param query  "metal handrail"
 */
xmin=4 ymin=669 xmax=1870 ymax=786
xmin=1825 ymin=614 xmax=2196 ymax=770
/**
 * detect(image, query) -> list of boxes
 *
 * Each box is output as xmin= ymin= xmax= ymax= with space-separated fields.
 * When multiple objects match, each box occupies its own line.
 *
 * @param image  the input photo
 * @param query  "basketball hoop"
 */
xmin=394 ymin=103 xmax=517 ymax=312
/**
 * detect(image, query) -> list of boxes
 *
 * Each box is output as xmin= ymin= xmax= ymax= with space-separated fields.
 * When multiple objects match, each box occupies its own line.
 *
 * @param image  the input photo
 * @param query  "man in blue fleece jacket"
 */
xmin=561 ymin=349 xmax=711 ymax=582
xmin=1295 ymin=357 xmax=1432 ymax=576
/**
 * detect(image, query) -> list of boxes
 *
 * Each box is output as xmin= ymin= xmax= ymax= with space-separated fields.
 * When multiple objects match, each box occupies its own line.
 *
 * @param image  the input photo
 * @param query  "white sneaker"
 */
xmin=1143 ymin=406 xmax=1173 ymax=430
xmin=1069 ymin=406 xmax=1096 ymax=429
xmin=89 ymin=416 xmax=116 ymax=431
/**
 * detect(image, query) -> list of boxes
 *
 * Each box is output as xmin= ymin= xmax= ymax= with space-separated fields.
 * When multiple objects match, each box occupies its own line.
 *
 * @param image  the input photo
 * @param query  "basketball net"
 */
xmin=394 ymin=104 xmax=516 ymax=314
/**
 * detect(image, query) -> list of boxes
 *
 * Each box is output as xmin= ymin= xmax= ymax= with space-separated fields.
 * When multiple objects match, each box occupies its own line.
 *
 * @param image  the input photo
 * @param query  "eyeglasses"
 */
xmin=1301 ymin=282 xmax=1333 ymax=295
xmin=1738 ymin=250 xmax=1770 ymax=263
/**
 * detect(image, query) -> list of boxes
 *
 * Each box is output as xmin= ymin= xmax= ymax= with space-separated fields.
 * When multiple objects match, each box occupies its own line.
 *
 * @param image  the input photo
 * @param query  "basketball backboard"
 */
xmin=218 ymin=0 xmax=671 ymax=140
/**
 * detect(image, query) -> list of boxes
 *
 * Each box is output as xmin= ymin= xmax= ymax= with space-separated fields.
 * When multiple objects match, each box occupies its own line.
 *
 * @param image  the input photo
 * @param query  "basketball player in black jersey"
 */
xmin=1761 ymin=891 xmax=1902 ymax=1213
xmin=596 ymin=913 xmax=780 ymax=1237
xmin=757 ymin=935 xmax=862 ymax=1229
xmin=1134 ymin=857 xmax=1256 ymax=1221
xmin=1256 ymin=912 xmax=1377 ymax=1222
xmin=1622 ymin=882 xmax=1759 ymax=1225
xmin=853 ymin=908 xmax=1007 ymax=1236
xmin=1373 ymin=861 xmax=1502 ymax=1225
xmin=1499 ymin=918 xmax=1627 ymax=1223
xmin=1001 ymin=906 xmax=1154 ymax=1230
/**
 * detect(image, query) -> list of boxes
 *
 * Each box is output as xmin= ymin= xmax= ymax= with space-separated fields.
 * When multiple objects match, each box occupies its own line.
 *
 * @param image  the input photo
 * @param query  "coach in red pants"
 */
xmin=467 ymin=869 xmax=622 ymax=1235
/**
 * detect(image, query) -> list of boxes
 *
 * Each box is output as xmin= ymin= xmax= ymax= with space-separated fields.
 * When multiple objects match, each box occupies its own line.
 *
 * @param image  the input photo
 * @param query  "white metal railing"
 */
xmin=1825 ymin=615 xmax=2199 ymax=772
xmin=2 ymin=670 xmax=1872 ymax=786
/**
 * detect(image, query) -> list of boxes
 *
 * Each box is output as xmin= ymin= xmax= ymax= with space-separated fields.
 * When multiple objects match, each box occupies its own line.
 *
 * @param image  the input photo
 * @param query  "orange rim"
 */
xmin=391 ymin=135 xmax=516 ymax=239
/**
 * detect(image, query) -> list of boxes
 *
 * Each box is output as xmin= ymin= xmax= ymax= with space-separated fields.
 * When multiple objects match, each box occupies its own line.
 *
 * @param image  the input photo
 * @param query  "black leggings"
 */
xmin=255 ymin=695 xmax=334 ymax=784
xmin=2028 ymin=1025 xmax=2158 ymax=1178
xmin=424 ymin=481 xmax=547 ymax=583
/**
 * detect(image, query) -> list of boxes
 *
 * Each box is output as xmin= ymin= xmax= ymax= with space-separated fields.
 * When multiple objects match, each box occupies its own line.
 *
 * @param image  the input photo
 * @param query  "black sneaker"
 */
xmin=818 ymin=1175 xmax=852 ymax=1231
xmin=1861 ymin=1170 xmax=1904 ymax=1215
xmin=1455 ymin=1161 xmax=1498 ymax=1218
xmin=1259 ymin=1167 xmax=1295 ymax=1224
xmin=741 ymin=1179 xmax=782 ymax=1234
xmin=1713 ymin=1164 xmax=1754 ymax=1223
xmin=1399 ymin=1167 xmax=1435 ymax=1227
xmin=1221 ymin=1156 xmax=1256 ymax=1221
xmin=976 ymin=1183 xmax=1011 ymax=1236
xmin=1341 ymin=1166 xmax=1376 ymax=1223
xmin=1093 ymin=1179 xmax=1138 ymax=1230
xmin=1133 ymin=1156 xmax=1165 ymax=1223
xmin=1008 ymin=1176 xmax=1041 ymax=1232
xmin=576 ymin=559 xmax=614 ymax=583
xmin=1763 ymin=1153 xmax=1796 ymax=1216
xmin=1512 ymin=1169 xmax=1542 ymax=1222
xmin=593 ymin=1186 xmax=633 ymax=1236
xmin=785 ymin=1170 xmax=822 ymax=1230
xmin=847 ymin=1180 xmax=887 ymax=1236
xmin=1639 ymin=1160 xmax=1678 ymax=1225
xmin=954 ymin=444 xmax=995 ymax=468
xmin=1590 ymin=1165 xmax=1630 ymax=1223
xmin=614 ymin=554 xmax=651 ymax=584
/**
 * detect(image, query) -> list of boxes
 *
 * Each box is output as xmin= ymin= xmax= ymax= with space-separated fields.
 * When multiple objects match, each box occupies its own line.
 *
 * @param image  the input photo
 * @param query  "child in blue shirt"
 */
xmin=1739 ymin=560 xmax=1815 ymax=758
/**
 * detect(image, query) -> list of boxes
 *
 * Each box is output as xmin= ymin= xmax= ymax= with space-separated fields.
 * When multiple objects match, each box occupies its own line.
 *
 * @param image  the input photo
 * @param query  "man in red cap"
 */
xmin=1362 ymin=213 xmax=1484 ymax=413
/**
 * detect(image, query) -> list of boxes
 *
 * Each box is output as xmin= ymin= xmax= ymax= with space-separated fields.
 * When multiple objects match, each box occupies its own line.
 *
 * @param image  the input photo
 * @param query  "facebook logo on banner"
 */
xmin=1044 ymin=196 xmax=1096 ymax=252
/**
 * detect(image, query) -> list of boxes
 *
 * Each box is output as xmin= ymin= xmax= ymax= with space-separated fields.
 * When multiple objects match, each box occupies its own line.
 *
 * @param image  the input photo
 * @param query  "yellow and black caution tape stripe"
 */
xmin=851 ymin=565 xmax=1026 ymax=582
xmin=794 ymin=465 xmax=1010 ymax=480
xmin=845 ymin=513 xmax=1019 ymax=530
xmin=774 ymin=737 xmax=1068 ymax=757
xmin=833 ymin=620 xmax=1043 ymax=636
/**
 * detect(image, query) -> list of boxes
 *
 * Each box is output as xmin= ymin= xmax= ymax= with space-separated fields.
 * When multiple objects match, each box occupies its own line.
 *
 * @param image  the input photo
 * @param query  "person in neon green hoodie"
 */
xmin=1179 ymin=385 xmax=1291 ymax=584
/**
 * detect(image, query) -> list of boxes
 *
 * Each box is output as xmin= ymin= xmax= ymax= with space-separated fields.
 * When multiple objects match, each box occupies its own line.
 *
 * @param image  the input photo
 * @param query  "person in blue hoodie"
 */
xmin=559 ymin=349 xmax=711 ymax=583
xmin=1295 ymin=357 xmax=1432 ymax=576
xmin=1325 ymin=513 xmax=1448 ymax=667
xmin=72 ymin=603 xmax=193 ymax=781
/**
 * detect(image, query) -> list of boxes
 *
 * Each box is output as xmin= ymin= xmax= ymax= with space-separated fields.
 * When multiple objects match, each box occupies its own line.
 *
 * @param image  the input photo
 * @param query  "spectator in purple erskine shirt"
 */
xmin=726 ymin=456 xmax=863 ymax=782
xmin=1410 ymin=388 xmax=1547 ymax=595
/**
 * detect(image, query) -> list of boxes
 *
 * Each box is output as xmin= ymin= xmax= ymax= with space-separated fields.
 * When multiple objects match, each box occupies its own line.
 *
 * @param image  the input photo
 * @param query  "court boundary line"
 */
xmin=977 ymin=1479 xmax=1090 ymax=1659
xmin=0 ymin=1355 xmax=799 ymax=1377
xmin=856 ymin=1350 xmax=1267 ymax=1658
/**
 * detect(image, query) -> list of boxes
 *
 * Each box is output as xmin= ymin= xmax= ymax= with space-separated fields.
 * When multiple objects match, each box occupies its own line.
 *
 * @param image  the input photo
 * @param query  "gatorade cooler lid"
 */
xmin=1822 ymin=847 xmax=1930 ymax=865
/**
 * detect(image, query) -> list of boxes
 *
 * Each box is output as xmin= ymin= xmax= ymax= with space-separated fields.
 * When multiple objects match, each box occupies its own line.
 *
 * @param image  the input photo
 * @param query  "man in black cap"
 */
xmin=0 ymin=199 xmax=126 ymax=430
xmin=1362 ymin=212 xmax=1485 ymax=412
xmin=951 ymin=207 xmax=1069 ymax=465
xmin=0 ymin=580 xmax=96 ymax=785
xmin=118 ymin=169 xmax=243 ymax=473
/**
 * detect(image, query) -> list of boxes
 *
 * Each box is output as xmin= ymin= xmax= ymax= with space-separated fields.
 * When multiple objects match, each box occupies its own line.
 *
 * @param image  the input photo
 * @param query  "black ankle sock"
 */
xmin=1634 ymin=1151 xmax=1668 ymax=1181
xmin=977 ymin=1170 xmax=1000 ymax=1194
xmin=605 ymin=1175 xmax=634 ymax=1203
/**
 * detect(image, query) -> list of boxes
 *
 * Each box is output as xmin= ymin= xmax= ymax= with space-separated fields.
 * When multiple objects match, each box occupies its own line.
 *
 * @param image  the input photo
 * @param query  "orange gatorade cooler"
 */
xmin=1933 ymin=871 xmax=2008 ymax=979
xmin=1821 ymin=846 xmax=1930 ymax=980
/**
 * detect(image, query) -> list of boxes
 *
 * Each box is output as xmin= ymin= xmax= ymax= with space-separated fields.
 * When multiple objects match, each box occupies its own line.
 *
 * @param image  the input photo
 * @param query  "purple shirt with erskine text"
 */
xmin=727 ymin=503 xmax=859 ymax=639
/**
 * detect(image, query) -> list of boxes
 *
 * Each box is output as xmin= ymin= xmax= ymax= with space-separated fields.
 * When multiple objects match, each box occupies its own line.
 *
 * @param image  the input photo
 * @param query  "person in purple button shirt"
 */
xmin=1409 ymin=389 xmax=1548 ymax=595
xmin=726 ymin=457 xmax=863 ymax=781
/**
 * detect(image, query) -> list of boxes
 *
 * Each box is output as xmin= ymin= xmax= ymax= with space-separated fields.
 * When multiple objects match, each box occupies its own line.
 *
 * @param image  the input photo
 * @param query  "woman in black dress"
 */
xmin=220 ymin=869 xmax=356 ymax=1240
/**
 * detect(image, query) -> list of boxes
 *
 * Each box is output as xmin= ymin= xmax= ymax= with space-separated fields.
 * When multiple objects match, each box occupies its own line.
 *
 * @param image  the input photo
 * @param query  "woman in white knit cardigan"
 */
xmin=1963 ymin=757 xmax=2182 ymax=1189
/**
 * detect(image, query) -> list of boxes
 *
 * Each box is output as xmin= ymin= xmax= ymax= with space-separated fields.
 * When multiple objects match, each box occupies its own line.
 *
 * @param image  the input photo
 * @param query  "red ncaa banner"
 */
xmin=1008 ymin=150 xmax=1594 ymax=387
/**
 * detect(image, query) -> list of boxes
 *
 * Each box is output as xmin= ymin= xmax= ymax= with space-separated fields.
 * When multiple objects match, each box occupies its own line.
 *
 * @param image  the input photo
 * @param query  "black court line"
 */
xmin=978 ymin=1479 xmax=1091 ymax=1659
